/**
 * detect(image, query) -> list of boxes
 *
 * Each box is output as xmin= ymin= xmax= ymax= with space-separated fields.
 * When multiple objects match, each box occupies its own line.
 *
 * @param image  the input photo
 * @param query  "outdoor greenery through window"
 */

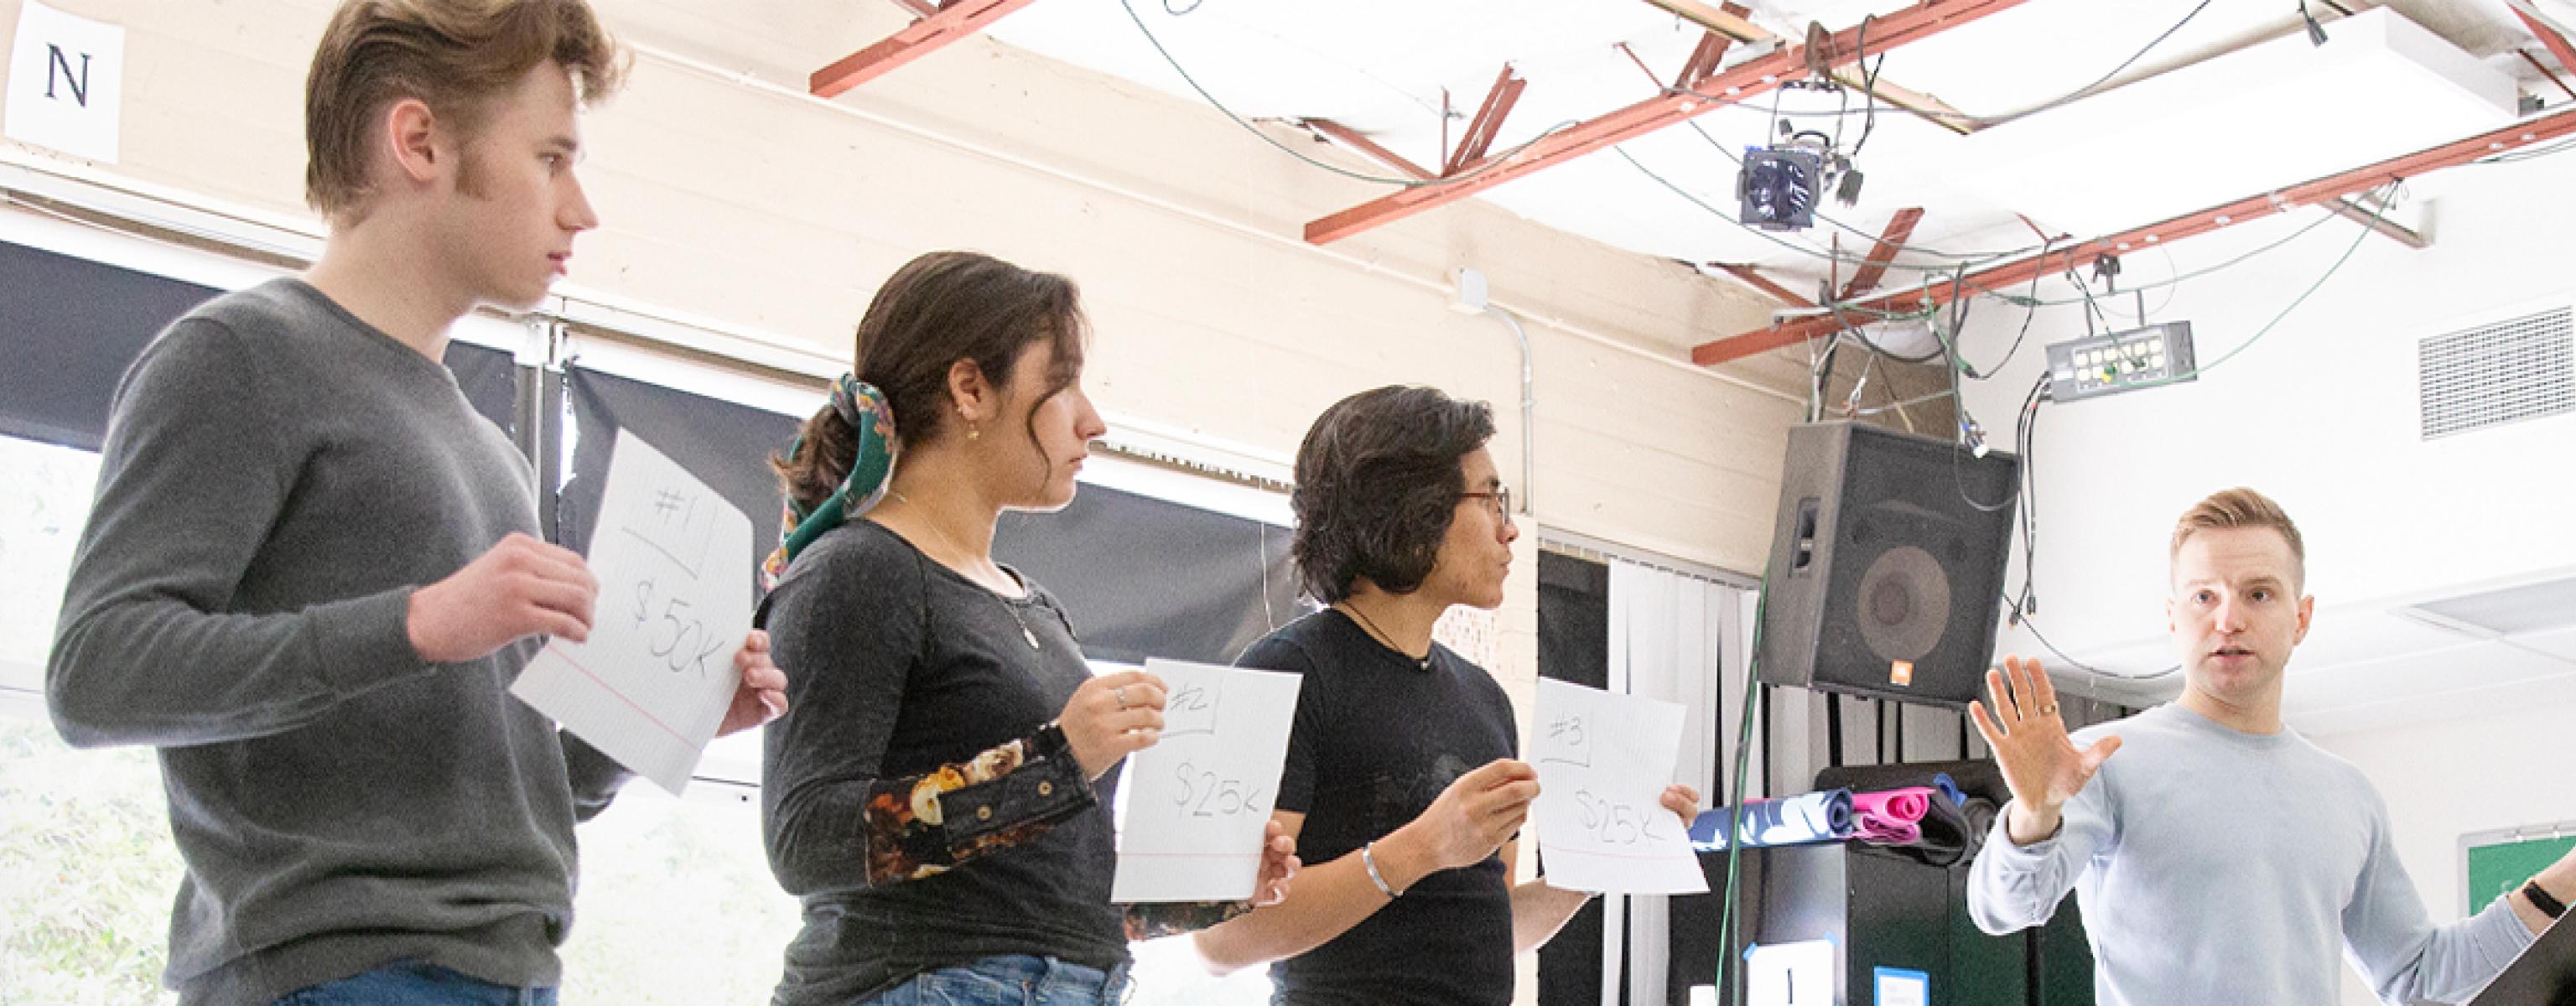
xmin=0 ymin=433 xmax=1275 ymax=1005
xmin=0 ymin=429 xmax=802 ymax=1003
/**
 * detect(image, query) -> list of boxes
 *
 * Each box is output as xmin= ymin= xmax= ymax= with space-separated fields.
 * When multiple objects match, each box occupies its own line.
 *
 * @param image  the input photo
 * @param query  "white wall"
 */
xmin=1949 ymin=147 xmax=2576 ymax=703
xmin=2314 ymin=697 xmax=2576 ymax=1005
xmin=1939 ymin=103 xmax=2576 ymax=1004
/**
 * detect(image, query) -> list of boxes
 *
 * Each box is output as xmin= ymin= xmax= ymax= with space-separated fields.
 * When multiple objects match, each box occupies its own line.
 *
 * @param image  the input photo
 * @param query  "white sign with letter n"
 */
xmin=6 ymin=3 xmax=124 ymax=163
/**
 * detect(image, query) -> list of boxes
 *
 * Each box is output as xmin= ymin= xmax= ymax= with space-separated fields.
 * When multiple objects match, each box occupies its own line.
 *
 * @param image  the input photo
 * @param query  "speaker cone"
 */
xmin=1855 ymin=544 xmax=1950 ymax=663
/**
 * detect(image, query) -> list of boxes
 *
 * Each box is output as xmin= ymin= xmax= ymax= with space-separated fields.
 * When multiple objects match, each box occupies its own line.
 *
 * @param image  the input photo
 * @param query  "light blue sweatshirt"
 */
xmin=1967 ymin=703 xmax=2534 ymax=1005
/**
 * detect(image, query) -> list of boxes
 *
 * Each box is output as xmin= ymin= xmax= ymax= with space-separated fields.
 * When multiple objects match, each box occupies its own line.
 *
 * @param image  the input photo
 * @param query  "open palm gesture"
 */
xmin=1968 ymin=656 xmax=2122 ymax=843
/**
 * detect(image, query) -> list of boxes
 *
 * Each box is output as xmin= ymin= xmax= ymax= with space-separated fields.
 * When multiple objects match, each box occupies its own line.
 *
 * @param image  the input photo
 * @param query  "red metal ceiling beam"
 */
xmin=1841 ymin=207 xmax=1924 ymax=299
xmin=1715 ymin=263 xmax=1817 ymax=308
xmin=1303 ymin=0 xmax=2035 ymax=245
xmin=2323 ymin=195 xmax=2428 ymax=250
xmin=1671 ymin=5 xmax=1750 ymax=87
xmin=811 ymin=0 xmax=1041 ymax=98
xmin=1446 ymin=67 xmax=1529 ymax=175
xmin=1690 ymin=107 xmax=2576 ymax=366
xmin=1648 ymin=0 xmax=1975 ymax=134
xmin=2511 ymin=4 xmax=2576 ymax=86
xmin=1674 ymin=30 xmax=1734 ymax=89
xmin=2520 ymin=49 xmax=2576 ymax=105
xmin=1305 ymin=118 xmax=1436 ymax=182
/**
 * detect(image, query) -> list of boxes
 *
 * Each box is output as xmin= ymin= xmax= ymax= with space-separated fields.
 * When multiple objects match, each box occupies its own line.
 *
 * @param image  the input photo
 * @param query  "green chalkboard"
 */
xmin=2465 ymin=832 xmax=2575 ymax=914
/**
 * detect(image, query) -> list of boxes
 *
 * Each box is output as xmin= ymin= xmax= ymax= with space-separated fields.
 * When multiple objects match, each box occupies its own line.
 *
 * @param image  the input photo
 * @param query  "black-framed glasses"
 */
xmin=1459 ymin=486 xmax=1514 ymax=523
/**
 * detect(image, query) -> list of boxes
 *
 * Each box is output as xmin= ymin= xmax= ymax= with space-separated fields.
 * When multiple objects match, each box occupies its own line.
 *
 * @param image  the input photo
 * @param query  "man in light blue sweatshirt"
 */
xmin=1966 ymin=487 xmax=2572 ymax=1005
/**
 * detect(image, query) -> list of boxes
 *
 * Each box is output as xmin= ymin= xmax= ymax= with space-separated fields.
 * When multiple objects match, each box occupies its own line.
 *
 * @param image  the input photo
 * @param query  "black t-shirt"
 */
xmin=1235 ymin=609 xmax=1521 ymax=1006
xmin=759 ymin=521 xmax=1127 ymax=1005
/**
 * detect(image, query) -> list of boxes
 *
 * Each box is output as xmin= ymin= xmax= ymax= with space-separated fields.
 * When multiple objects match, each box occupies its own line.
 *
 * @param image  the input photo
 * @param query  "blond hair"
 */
xmin=304 ymin=0 xmax=627 ymax=219
xmin=2171 ymin=487 xmax=2306 ymax=586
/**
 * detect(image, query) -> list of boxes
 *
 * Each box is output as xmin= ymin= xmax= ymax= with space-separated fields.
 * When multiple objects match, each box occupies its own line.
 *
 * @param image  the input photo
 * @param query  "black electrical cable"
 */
xmin=1682 ymin=120 xmax=2038 ymax=263
xmin=1623 ymin=144 xmax=2043 ymax=287
xmin=1115 ymin=0 xmax=1587 ymax=189
xmin=2018 ymin=608 xmax=2183 ymax=680
xmin=1884 ymin=197 xmax=2356 ymax=313
xmin=1618 ymin=145 xmax=1960 ymax=273
xmin=1684 ymin=0 xmax=2219 ymax=130
xmin=1830 ymin=303 xmax=1949 ymax=365
xmin=2116 ymin=182 xmax=2392 ymax=390
xmin=1986 ymin=189 xmax=2387 ymax=685
xmin=2012 ymin=376 xmax=2048 ymax=618
xmin=1971 ymin=264 xmax=2049 ymax=378
xmin=1851 ymin=14 xmax=1884 ymax=158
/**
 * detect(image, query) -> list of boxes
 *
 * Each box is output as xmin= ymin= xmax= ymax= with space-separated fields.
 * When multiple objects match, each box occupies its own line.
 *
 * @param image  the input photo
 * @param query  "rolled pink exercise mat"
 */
xmin=1851 ymin=786 xmax=1934 ymax=826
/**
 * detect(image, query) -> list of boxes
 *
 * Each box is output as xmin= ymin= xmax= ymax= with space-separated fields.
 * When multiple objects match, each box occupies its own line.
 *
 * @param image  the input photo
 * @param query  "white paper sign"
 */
xmin=1531 ymin=678 xmax=1708 ymax=895
xmin=1110 ymin=658 xmax=1301 ymax=903
xmin=512 ymin=431 xmax=750 ymax=794
xmin=1744 ymin=940 xmax=1836 ymax=1006
xmin=6 ymin=3 xmax=123 ymax=163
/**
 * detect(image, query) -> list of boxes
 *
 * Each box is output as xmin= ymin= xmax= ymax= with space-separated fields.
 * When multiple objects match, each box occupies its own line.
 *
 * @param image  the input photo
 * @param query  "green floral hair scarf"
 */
xmin=762 ymin=375 xmax=897 ymax=590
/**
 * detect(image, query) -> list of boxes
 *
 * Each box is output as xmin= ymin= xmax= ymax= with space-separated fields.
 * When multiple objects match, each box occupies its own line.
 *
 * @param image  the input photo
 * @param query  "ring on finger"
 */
xmin=1114 ymin=686 xmax=1130 ymax=711
xmin=2040 ymin=703 xmax=2059 ymax=715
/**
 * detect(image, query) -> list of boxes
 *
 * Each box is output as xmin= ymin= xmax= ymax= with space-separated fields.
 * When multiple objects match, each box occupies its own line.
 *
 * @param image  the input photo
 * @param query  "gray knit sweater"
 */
xmin=48 ymin=279 xmax=630 ymax=1005
xmin=1968 ymin=703 xmax=2534 ymax=1005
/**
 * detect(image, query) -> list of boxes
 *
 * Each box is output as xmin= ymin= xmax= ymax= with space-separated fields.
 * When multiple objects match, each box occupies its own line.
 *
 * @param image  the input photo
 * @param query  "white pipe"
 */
xmin=1482 ymin=303 xmax=1537 ymax=517
xmin=625 ymin=40 xmax=1803 ymax=407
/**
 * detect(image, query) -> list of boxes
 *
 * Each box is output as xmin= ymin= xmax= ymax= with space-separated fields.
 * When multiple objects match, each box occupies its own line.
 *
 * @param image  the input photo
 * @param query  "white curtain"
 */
xmin=1602 ymin=559 xmax=1737 ymax=1006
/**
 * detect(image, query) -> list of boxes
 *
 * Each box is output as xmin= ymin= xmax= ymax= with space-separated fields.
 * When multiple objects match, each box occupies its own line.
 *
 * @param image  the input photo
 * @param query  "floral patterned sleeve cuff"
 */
xmin=1120 ymin=899 xmax=1256 ymax=941
xmin=859 ymin=722 xmax=1098 ymax=885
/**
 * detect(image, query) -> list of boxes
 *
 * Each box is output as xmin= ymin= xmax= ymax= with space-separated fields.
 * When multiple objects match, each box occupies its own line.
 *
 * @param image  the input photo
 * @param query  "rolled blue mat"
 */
xmin=1688 ymin=788 xmax=1854 ymax=852
xmin=1931 ymin=773 xmax=1966 ymax=808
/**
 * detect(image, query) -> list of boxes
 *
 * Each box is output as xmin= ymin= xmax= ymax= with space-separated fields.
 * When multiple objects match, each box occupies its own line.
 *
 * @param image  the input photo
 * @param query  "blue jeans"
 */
xmin=271 ymin=962 xmax=558 ymax=1006
xmin=868 ymin=955 xmax=1131 ymax=1006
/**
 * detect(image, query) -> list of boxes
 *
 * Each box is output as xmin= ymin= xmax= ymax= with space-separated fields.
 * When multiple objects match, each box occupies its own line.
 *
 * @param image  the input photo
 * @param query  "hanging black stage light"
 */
xmin=1738 ymin=146 xmax=1822 ymax=231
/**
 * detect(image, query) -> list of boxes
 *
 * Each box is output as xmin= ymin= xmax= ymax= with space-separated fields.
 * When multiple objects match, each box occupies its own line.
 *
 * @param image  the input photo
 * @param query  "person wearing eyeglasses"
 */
xmin=1967 ymin=487 xmax=2574 ymax=1006
xmin=1189 ymin=385 xmax=1696 ymax=1005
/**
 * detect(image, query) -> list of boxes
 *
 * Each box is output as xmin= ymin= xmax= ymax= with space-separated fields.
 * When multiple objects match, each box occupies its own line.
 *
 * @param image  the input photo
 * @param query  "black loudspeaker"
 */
xmin=1757 ymin=421 xmax=2020 ymax=707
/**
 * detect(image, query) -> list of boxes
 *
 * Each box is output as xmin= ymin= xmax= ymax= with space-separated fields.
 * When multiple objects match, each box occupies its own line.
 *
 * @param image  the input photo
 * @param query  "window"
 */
xmin=555 ymin=784 xmax=803 ymax=1001
xmin=0 ymin=713 xmax=183 ymax=1004
xmin=0 ymin=435 xmax=98 ymax=693
xmin=0 ymin=434 xmax=179 ymax=1003
xmin=2 ymin=208 xmax=1307 ymax=1003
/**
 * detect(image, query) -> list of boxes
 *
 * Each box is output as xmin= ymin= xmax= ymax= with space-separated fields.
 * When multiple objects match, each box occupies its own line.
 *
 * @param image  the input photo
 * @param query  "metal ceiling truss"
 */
xmin=811 ymin=0 xmax=1042 ymax=98
xmin=1688 ymin=107 xmax=2576 ymax=366
xmin=1300 ymin=0 xmax=2033 ymax=246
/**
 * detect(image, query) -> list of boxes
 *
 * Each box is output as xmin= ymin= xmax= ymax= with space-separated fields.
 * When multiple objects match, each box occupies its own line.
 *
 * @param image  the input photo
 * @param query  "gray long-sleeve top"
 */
xmin=1967 ymin=703 xmax=2533 ymax=1005
xmin=47 ymin=280 xmax=629 ymax=1005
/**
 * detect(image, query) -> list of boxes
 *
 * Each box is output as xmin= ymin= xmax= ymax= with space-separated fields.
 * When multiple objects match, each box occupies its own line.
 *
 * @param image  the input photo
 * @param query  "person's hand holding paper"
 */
xmin=1530 ymin=679 xmax=1709 ymax=895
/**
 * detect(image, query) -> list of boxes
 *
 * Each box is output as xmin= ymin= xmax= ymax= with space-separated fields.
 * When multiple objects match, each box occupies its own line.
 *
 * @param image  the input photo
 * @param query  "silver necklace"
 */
xmin=891 ymin=490 xmax=1041 ymax=651
xmin=1339 ymin=602 xmax=1431 ymax=671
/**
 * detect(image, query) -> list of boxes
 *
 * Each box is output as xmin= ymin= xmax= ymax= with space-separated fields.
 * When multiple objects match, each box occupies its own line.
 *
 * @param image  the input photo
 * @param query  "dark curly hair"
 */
xmin=1291 ymin=386 xmax=1497 ymax=604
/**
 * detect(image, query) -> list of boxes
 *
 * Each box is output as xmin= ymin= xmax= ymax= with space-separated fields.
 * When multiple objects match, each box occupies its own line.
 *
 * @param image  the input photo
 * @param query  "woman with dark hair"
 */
xmin=757 ymin=250 xmax=1294 ymax=1006
xmin=1190 ymin=385 xmax=1696 ymax=1004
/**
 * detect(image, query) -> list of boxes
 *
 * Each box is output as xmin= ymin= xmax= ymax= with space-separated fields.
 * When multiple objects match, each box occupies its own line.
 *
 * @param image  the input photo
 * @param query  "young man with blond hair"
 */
xmin=1966 ymin=487 xmax=2573 ymax=1004
xmin=47 ymin=3 xmax=785 ymax=1003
